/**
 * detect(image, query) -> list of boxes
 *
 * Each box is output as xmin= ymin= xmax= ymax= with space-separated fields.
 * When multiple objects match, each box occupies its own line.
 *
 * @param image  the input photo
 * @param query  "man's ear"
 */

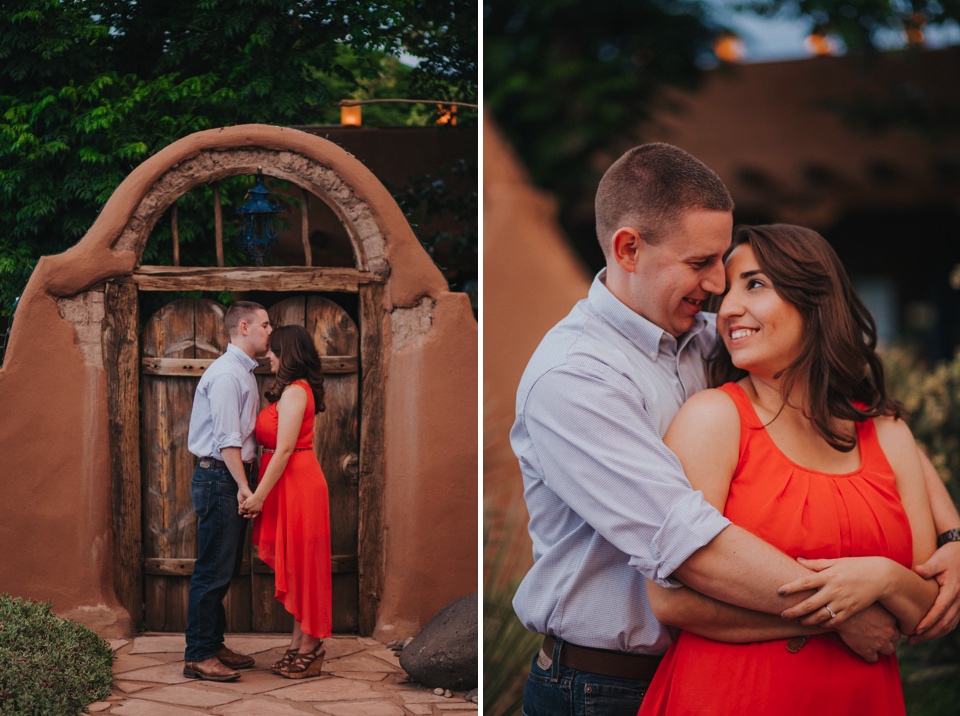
xmin=237 ymin=319 xmax=249 ymax=336
xmin=611 ymin=227 xmax=644 ymax=273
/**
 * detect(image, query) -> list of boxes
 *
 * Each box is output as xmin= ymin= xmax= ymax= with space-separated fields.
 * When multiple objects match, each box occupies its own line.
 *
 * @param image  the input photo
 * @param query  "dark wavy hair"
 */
xmin=264 ymin=325 xmax=326 ymax=413
xmin=709 ymin=224 xmax=902 ymax=451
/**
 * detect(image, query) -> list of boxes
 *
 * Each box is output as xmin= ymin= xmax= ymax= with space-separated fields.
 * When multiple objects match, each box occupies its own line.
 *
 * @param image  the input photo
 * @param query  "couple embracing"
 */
xmin=181 ymin=302 xmax=332 ymax=682
xmin=513 ymin=144 xmax=960 ymax=715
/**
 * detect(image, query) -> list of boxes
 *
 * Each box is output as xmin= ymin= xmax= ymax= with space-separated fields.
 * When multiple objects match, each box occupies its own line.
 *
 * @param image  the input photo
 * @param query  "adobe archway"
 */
xmin=0 ymin=125 xmax=477 ymax=640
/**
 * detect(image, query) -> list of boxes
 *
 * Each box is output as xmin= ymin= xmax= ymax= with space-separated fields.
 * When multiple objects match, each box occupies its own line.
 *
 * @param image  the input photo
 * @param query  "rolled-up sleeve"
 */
xmin=523 ymin=362 xmax=730 ymax=586
xmin=207 ymin=374 xmax=244 ymax=451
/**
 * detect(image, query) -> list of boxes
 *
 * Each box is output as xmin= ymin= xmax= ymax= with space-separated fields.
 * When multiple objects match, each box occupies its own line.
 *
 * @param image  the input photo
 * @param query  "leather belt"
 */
xmin=542 ymin=635 xmax=661 ymax=681
xmin=198 ymin=458 xmax=253 ymax=473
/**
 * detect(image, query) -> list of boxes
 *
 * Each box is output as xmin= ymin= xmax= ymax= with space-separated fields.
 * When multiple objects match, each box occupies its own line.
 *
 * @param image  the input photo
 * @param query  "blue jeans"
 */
xmin=184 ymin=461 xmax=249 ymax=662
xmin=522 ymin=639 xmax=650 ymax=716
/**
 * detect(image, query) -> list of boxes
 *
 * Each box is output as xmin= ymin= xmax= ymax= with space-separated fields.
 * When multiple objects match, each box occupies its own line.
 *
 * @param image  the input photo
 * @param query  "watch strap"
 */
xmin=936 ymin=528 xmax=960 ymax=548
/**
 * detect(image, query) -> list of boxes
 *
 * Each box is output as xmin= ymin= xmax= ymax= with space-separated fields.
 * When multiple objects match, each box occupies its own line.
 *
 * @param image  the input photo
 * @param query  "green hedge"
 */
xmin=0 ymin=594 xmax=114 ymax=715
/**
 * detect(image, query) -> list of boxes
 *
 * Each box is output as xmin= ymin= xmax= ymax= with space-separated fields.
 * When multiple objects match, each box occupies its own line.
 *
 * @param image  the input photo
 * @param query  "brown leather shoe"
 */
xmin=183 ymin=657 xmax=241 ymax=682
xmin=216 ymin=646 xmax=256 ymax=670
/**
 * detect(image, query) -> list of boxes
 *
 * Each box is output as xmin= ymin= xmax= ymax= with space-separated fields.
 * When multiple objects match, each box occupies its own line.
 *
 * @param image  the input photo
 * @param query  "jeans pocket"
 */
xmin=523 ymin=669 xmax=573 ymax=716
xmin=583 ymin=679 xmax=648 ymax=716
xmin=192 ymin=478 xmax=214 ymax=519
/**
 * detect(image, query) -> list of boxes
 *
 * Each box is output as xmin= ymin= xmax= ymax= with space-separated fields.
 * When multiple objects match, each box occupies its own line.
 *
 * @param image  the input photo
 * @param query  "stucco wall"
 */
xmin=482 ymin=114 xmax=591 ymax=581
xmin=0 ymin=124 xmax=477 ymax=639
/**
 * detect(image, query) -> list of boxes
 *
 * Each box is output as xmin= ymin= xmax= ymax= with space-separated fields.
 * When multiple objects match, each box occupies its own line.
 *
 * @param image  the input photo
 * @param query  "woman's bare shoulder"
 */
xmin=676 ymin=387 xmax=740 ymax=423
xmin=667 ymin=387 xmax=741 ymax=446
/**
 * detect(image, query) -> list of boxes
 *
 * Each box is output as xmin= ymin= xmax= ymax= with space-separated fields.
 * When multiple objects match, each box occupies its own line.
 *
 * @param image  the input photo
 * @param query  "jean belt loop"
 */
xmin=550 ymin=636 xmax=564 ymax=683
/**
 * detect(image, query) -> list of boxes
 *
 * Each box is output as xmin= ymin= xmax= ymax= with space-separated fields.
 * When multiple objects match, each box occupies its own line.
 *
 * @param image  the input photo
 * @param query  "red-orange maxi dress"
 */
xmin=253 ymin=379 xmax=332 ymax=639
xmin=638 ymin=382 xmax=912 ymax=716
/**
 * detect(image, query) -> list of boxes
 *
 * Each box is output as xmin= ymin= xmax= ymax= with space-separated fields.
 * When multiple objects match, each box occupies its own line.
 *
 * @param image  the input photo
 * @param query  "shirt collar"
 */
xmin=590 ymin=269 xmax=709 ymax=360
xmin=226 ymin=342 xmax=258 ymax=372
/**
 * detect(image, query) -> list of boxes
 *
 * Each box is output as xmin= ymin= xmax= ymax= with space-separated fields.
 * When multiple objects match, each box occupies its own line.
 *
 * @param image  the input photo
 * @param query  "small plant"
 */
xmin=0 ymin=594 xmax=114 ymax=715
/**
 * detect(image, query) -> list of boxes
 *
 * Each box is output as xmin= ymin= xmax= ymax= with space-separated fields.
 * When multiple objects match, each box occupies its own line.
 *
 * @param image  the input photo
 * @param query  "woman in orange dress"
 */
xmin=240 ymin=324 xmax=332 ymax=680
xmin=638 ymin=225 xmax=939 ymax=715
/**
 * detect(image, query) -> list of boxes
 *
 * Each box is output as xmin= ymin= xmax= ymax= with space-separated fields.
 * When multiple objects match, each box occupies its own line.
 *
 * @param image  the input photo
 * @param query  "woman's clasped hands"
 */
xmin=777 ymin=556 xmax=896 ymax=626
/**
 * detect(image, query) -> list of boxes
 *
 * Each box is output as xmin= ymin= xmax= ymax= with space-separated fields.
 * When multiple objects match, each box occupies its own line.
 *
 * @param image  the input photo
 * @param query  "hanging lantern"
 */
xmin=340 ymin=104 xmax=362 ymax=126
xmin=236 ymin=169 xmax=282 ymax=266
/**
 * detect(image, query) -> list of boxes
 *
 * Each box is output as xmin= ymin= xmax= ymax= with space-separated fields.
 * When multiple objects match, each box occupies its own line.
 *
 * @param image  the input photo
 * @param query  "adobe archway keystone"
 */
xmin=0 ymin=124 xmax=477 ymax=640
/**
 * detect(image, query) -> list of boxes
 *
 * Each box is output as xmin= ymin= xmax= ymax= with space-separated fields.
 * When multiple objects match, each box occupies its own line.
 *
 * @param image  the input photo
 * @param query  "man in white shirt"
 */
xmin=183 ymin=301 xmax=272 ymax=682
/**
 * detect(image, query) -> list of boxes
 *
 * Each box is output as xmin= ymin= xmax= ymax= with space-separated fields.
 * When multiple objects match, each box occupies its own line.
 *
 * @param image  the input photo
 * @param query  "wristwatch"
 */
xmin=936 ymin=528 xmax=960 ymax=548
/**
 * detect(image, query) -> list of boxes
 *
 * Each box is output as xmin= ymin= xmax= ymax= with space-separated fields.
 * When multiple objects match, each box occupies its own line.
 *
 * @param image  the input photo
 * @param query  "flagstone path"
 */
xmin=87 ymin=634 xmax=478 ymax=715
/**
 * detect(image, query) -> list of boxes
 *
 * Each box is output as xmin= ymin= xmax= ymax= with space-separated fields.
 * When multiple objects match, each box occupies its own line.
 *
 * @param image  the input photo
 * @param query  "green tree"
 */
xmin=485 ymin=0 xmax=718 ymax=270
xmin=0 ymin=0 xmax=477 ymax=315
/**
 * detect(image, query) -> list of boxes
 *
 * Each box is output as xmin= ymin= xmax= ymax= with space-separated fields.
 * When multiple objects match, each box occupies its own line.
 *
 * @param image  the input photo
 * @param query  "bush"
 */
xmin=0 ymin=594 xmax=114 ymax=715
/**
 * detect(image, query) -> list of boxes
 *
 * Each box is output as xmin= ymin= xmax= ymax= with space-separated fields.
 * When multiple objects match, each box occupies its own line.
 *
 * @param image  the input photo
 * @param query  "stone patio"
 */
xmin=88 ymin=634 xmax=478 ymax=715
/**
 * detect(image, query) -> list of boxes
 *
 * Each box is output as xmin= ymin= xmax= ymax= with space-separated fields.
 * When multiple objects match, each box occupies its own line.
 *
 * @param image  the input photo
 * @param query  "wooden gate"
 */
xmin=140 ymin=296 xmax=360 ymax=633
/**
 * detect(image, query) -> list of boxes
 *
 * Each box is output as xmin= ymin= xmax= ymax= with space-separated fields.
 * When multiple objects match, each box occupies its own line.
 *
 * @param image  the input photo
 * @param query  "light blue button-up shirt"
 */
xmin=187 ymin=343 xmax=260 ymax=463
xmin=511 ymin=270 xmax=731 ymax=655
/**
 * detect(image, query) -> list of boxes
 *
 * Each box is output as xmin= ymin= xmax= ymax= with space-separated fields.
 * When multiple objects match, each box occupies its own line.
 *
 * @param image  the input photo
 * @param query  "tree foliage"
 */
xmin=0 ymin=0 xmax=477 ymax=315
xmin=484 ymin=0 xmax=717 ymax=269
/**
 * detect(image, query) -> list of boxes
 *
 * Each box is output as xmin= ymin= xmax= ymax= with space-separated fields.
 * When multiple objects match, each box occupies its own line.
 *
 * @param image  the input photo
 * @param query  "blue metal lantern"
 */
xmin=237 ymin=169 xmax=282 ymax=266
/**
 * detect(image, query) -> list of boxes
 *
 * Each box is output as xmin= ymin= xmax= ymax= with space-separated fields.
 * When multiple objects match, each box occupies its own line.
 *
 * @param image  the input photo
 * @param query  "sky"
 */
xmin=707 ymin=1 xmax=960 ymax=62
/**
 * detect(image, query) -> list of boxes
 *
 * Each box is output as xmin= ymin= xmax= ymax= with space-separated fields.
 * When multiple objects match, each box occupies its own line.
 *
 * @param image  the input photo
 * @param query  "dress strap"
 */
xmin=716 ymin=382 xmax=764 ymax=430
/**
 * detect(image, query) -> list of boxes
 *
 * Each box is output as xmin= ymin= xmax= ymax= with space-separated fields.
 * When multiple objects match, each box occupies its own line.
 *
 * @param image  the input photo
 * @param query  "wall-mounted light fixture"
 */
xmin=236 ymin=168 xmax=282 ymax=266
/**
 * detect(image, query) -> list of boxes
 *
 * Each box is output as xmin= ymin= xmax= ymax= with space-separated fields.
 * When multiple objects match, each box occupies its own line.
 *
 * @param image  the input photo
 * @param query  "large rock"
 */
xmin=399 ymin=592 xmax=477 ymax=690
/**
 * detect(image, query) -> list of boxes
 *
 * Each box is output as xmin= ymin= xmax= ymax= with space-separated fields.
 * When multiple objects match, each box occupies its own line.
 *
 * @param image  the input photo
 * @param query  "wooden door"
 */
xmin=141 ymin=296 xmax=360 ymax=633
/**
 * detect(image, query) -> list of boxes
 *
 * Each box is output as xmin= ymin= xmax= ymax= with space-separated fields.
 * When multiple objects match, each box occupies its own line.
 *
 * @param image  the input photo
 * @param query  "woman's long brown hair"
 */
xmin=709 ymin=224 xmax=902 ymax=451
xmin=264 ymin=325 xmax=326 ymax=413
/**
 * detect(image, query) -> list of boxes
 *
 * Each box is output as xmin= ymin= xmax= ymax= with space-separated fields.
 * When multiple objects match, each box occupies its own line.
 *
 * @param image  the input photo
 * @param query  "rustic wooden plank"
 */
xmin=141 ymin=355 xmax=358 ymax=376
xmin=144 ymin=555 xmax=357 ymax=576
xmin=357 ymin=282 xmax=386 ymax=635
xmin=213 ymin=182 xmax=224 ymax=268
xmin=307 ymin=295 xmax=359 ymax=573
xmin=133 ymin=266 xmax=379 ymax=292
xmin=105 ymin=281 xmax=142 ymax=627
xmin=253 ymin=569 xmax=295 ymax=633
xmin=303 ymin=296 xmax=360 ymax=633
xmin=332 ymin=573 xmax=360 ymax=633
xmin=301 ymin=187 xmax=312 ymax=267
xmin=172 ymin=204 xmax=180 ymax=267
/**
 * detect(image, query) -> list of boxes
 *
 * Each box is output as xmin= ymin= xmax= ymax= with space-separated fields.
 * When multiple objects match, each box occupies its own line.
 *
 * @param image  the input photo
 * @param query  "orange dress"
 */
xmin=638 ymin=382 xmax=912 ymax=716
xmin=253 ymin=379 xmax=332 ymax=639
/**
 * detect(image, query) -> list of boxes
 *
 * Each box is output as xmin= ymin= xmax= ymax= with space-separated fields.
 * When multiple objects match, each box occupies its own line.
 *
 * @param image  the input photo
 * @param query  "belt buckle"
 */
xmin=199 ymin=459 xmax=213 ymax=468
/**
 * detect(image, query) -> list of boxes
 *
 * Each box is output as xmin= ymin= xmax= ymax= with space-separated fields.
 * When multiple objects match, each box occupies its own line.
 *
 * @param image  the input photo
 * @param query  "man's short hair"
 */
xmin=595 ymin=143 xmax=734 ymax=256
xmin=224 ymin=301 xmax=266 ymax=338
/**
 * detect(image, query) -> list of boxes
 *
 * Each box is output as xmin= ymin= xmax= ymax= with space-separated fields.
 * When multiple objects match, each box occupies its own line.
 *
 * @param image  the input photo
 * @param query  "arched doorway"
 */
xmin=104 ymin=134 xmax=391 ymax=635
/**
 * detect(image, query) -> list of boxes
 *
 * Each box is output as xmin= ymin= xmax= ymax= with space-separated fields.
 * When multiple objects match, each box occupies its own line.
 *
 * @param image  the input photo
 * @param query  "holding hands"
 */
xmin=239 ymin=492 xmax=264 ymax=519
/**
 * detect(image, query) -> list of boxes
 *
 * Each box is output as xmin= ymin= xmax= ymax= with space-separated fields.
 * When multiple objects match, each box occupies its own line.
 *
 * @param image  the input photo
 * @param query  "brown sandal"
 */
xmin=271 ymin=648 xmax=298 ymax=673
xmin=279 ymin=642 xmax=325 ymax=680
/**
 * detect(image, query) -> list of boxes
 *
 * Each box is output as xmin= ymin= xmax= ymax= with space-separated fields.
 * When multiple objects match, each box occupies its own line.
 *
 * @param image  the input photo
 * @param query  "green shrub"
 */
xmin=0 ymin=594 xmax=114 ymax=715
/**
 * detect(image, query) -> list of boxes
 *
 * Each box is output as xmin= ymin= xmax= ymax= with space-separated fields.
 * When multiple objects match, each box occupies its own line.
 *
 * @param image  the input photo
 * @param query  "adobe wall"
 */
xmin=0 ymin=124 xmax=477 ymax=639
xmin=482 ymin=114 xmax=591 ymax=583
